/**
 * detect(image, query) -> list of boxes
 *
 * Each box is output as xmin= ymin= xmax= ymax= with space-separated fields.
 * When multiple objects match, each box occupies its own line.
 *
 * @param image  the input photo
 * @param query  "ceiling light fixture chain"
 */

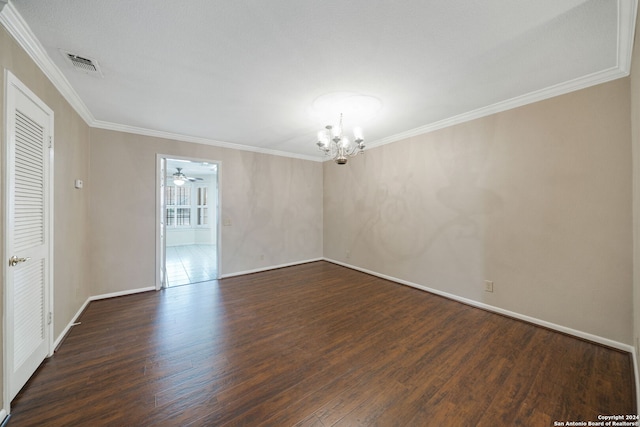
xmin=316 ymin=113 xmax=365 ymax=165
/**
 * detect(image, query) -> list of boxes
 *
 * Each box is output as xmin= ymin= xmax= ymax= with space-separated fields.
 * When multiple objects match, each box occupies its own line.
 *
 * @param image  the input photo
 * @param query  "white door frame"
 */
xmin=155 ymin=154 xmax=221 ymax=290
xmin=3 ymin=70 xmax=54 ymax=412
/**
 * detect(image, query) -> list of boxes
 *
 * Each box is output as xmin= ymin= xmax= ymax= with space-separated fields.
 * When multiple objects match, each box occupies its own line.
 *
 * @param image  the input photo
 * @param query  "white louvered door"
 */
xmin=5 ymin=71 xmax=53 ymax=402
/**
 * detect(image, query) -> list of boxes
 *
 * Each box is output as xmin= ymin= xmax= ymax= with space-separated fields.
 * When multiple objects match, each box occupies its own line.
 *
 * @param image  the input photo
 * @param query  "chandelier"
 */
xmin=316 ymin=113 xmax=365 ymax=164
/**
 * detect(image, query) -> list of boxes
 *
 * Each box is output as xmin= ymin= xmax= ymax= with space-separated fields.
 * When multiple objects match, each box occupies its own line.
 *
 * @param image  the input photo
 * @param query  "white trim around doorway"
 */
xmin=155 ymin=154 xmax=221 ymax=290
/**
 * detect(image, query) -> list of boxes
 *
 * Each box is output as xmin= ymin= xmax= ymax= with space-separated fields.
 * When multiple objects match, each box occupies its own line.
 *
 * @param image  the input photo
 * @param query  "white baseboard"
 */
xmin=0 ymin=409 xmax=7 ymax=426
xmin=49 ymin=260 xmax=639 ymax=406
xmin=53 ymin=286 xmax=155 ymax=351
xmin=89 ymin=286 xmax=155 ymax=302
xmin=53 ymin=297 xmax=90 ymax=351
xmin=324 ymin=258 xmax=634 ymax=353
xmin=220 ymin=258 xmax=323 ymax=279
xmin=50 ymin=264 xmax=322 ymax=353
xmin=327 ymin=258 xmax=640 ymax=405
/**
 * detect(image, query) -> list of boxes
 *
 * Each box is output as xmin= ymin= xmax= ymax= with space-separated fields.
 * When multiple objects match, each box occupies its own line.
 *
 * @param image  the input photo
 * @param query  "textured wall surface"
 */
xmin=324 ymin=78 xmax=632 ymax=344
xmin=630 ymin=6 xmax=640 ymax=377
xmin=89 ymin=129 xmax=323 ymax=295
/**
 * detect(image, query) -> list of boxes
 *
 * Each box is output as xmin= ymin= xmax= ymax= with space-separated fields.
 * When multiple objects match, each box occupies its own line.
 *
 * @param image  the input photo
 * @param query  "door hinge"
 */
xmin=48 ymin=136 xmax=52 ymax=149
xmin=47 ymin=312 xmax=52 ymax=325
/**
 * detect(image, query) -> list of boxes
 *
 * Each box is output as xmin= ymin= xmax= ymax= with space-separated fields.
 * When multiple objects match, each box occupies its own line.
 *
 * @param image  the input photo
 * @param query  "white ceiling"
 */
xmin=3 ymin=0 xmax=637 ymax=161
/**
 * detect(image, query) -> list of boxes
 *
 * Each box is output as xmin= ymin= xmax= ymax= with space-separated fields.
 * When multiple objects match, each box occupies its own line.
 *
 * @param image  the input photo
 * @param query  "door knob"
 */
xmin=9 ymin=256 xmax=30 ymax=267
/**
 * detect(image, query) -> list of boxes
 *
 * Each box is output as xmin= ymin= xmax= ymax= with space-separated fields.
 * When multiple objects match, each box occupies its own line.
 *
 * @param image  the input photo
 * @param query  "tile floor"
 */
xmin=165 ymin=244 xmax=217 ymax=287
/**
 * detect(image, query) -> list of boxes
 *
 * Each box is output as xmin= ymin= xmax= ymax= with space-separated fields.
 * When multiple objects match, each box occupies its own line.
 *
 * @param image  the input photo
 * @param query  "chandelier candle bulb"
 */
xmin=317 ymin=130 xmax=328 ymax=147
xmin=353 ymin=126 xmax=363 ymax=142
xmin=332 ymin=123 xmax=342 ymax=139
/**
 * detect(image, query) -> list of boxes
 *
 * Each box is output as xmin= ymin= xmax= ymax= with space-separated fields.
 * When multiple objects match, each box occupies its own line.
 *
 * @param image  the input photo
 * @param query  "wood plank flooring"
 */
xmin=8 ymin=261 xmax=636 ymax=426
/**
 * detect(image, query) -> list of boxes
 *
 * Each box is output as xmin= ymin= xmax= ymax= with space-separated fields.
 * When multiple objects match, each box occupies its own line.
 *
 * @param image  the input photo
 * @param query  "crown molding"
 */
xmin=92 ymin=120 xmax=323 ymax=162
xmin=0 ymin=2 xmax=323 ymax=162
xmin=0 ymin=2 xmax=95 ymax=124
xmin=366 ymin=66 xmax=628 ymax=150
xmin=618 ymin=0 xmax=638 ymax=73
xmin=1 ymin=0 xmax=637 ymax=162
xmin=359 ymin=0 xmax=639 ymax=151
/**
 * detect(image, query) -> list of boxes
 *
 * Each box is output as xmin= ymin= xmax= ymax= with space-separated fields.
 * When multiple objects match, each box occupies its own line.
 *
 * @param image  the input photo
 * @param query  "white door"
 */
xmin=4 ymin=71 xmax=53 ymax=401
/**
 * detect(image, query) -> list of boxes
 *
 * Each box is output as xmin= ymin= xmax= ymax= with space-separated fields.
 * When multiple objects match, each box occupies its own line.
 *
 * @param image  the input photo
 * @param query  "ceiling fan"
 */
xmin=171 ymin=167 xmax=203 ymax=186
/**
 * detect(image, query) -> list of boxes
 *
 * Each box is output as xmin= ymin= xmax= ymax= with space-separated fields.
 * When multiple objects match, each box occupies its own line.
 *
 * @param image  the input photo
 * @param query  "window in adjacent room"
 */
xmin=196 ymin=186 xmax=208 ymax=226
xmin=166 ymin=185 xmax=192 ymax=227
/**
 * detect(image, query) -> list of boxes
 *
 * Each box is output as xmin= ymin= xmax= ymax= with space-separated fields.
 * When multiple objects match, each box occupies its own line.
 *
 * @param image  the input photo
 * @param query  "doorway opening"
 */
xmin=156 ymin=155 xmax=220 ymax=289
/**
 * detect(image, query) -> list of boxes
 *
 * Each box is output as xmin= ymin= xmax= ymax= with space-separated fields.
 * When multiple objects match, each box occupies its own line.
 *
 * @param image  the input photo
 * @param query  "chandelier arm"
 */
xmin=345 ymin=145 xmax=359 ymax=157
xmin=330 ymin=143 xmax=339 ymax=158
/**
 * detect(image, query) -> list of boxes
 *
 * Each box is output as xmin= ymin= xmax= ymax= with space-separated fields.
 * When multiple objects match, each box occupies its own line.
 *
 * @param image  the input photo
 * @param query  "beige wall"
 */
xmin=324 ymin=78 xmax=633 ymax=344
xmin=0 ymin=25 xmax=92 ymax=406
xmin=631 ymin=10 xmax=640 ymax=377
xmin=89 ymin=129 xmax=323 ymax=295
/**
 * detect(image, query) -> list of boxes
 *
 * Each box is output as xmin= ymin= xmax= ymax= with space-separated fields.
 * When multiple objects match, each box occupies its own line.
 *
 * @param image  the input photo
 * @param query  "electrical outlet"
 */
xmin=484 ymin=280 xmax=494 ymax=293
xmin=346 ymin=250 xmax=351 ymax=259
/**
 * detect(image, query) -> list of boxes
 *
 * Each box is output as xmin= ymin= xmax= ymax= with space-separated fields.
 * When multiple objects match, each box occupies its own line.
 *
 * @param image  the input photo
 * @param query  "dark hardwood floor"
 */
xmin=8 ymin=261 xmax=636 ymax=426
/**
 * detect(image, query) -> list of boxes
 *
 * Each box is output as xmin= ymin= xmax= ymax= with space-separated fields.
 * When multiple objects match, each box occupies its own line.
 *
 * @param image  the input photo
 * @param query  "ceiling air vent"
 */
xmin=61 ymin=50 xmax=103 ymax=77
